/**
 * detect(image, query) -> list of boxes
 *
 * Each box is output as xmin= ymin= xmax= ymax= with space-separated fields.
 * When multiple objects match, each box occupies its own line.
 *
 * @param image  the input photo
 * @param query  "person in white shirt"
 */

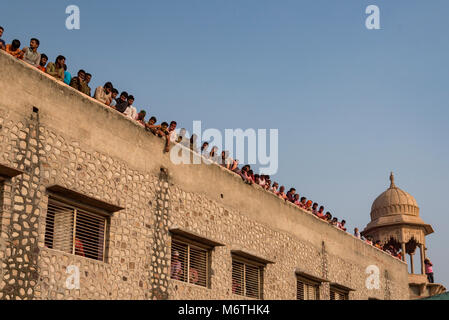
xmin=164 ymin=121 xmax=178 ymax=153
xmin=94 ymin=82 xmax=113 ymax=105
xmin=124 ymin=95 xmax=138 ymax=119
xmin=22 ymin=38 xmax=41 ymax=67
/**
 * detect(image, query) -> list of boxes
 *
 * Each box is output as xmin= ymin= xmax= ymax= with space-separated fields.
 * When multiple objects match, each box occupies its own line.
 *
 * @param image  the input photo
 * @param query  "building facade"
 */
xmin=363 ymin=173 xmax=446 ymax=299
xmin=0 ymin=51 xmax=411 ymax=300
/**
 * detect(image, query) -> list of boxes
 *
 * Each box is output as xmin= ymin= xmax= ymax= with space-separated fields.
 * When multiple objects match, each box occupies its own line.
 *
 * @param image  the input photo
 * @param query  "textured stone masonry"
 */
xmin=0 ymin=50 xmax=410 ymax=300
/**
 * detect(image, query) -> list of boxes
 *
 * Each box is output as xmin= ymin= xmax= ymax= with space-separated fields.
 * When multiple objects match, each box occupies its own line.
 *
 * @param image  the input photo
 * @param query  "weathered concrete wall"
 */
xmin=0 ymin=51 xmax=410 ymax=300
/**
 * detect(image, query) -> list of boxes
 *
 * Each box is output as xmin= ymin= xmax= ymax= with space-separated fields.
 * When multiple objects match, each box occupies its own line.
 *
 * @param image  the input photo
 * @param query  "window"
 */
xmin=44 ymin=197 xmax=109 ymax=262
xmin=170 ymin=238 xmax=211 ymax=288
xmin=330 ymin=286 xmax=349 ymax=300
xmin=232 ymin=256 xmax=264 ymax=299
xmin=297 ymin=276 xmax=320 ymax=300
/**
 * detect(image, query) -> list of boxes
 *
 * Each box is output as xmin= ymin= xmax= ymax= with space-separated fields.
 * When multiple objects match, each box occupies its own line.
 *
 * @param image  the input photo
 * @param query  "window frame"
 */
xmin=44 ymin=195 xmax=110 ymax=263
xmin=170 ymin=235 xmax=213 ymax=289
xmin=297 ymin=275 xmax=321 ymax=300
xmin=231 ymin=254 xmax=265 ymax=300
xmin=330 ymin=285 xmax=350 ymax=300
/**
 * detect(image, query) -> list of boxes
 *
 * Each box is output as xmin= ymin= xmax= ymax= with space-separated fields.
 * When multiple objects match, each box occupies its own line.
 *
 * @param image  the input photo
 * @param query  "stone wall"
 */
xmin=0 ymin=51 xmax=410 ymax=300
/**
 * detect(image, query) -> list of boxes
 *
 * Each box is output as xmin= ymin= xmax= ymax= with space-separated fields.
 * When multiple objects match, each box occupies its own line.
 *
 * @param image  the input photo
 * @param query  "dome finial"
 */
xmin=390 ymin=172 xmax=396 ymax=189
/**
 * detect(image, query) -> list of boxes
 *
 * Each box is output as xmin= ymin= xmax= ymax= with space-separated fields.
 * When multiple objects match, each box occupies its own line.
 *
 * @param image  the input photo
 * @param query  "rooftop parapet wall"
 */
xmin=0 ymin=50 xmax=410 ymax=300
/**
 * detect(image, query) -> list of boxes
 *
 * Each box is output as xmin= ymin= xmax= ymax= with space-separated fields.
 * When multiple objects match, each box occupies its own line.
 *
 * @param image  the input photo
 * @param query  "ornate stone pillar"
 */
xmin=410 ymin=252 xmax=415 ymax=274
xmin=401 ymin=242 xmax=406 ymax=262
xmin=419 ymin=244 xmax=425 ymax=275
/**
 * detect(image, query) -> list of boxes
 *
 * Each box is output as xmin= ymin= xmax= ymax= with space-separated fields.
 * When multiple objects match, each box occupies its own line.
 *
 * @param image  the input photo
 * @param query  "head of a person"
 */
xmin=248 ymin=170 xmax=254 ymax=176
xmin=312 ymin=203 xmax=318 ymax=210
xmin=201 ymin=142 xmax=209 ymax=150
xmin=375 ymin=240 xmax=381 ymax=245
xmin=11 ymin=39 xmax=21 ymax=51
xmin=104 ymin=82 xmax=113 ymax=94
xmin=332 ymin=217 xmax=338 ymax=223
xmin=294 ymin=194 xmax=300 ymax=201
xmin=30 ymin=38 xmax=40 ymax=49
xmin=0 ymin=26 xmax=4 ymax=38
xmin=341 ymin=220 xmax=346 ymax=226
xmin=119 ymin=91 xmax=128 ymax=102
xmin=272 ymin=182 xmax=278 ymax=189
xmin=137 ymin=110 xmax=146 ymax=121
xmin=173 ymin=250 xmax=179 ymax=259
xmin=55 ymin=55 xmax=66 ymax=68
xmin=85 ymin=73 xmax=92 ymax=83
xmin=326 ymin=212 xmax=332 ymax=219
xmin=161 ymin=122 xmax=169 ymax=131
xmin=169 ymin=121 xmax=177 ymax=132
xmin=111 ymin=88 xmax=119 ymax=99
xmin=424 ymin=259 xmax=430 ymax=264
xmin=148 ymin=116 xmax=157 ymax=125
xmin=279 ymin=186 xmax=285 ymax=193
xmin=127 ymin=95 xmax=134 ymax=106
xmin=354 ymin=227 xmax=359 ymax=233
xmin=254 ymin=174 xmax=260 ymax=182
xmin=77 ymin=69 xmax=86 ymax=81
xmin=290 ymin=188 xmax=296 ymax=195
xmin=319 ymin=206 xmax=324 ymax=213
xmin=300 ymin=197 xmax=306 ymax=204
xmin=306 ymin=200 xmax=313 ymax=208
xmin=40 ymin=54 xmax=48 ymax=67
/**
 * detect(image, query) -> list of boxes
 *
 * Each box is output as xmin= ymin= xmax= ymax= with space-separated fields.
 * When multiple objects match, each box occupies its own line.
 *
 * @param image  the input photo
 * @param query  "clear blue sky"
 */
xmin=2 ymin=0 xmax=448 ymax=289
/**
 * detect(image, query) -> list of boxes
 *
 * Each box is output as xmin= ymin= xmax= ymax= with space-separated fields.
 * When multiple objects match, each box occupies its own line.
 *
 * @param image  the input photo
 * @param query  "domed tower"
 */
xmin=363 ymin=173 xmax=445 ymax=298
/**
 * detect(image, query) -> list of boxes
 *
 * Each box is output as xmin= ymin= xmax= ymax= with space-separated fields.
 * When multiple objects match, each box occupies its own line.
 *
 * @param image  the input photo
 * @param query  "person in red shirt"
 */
xmin=271 ymin=182 xmax=279 ymax=194
xmin=339 ymin=220 xmax=347 ymax=232
xmin=311 ymin=203 xmax=319 ymax=215
xmin=425 ymin=259 xmax=434 ymax=283
xmin=75 ymin=237 xmax=85 ymax=257
xmin=316 ymin=206 xmax=326 ymax=219
xmin=299 ymin=197 xmax=307 ymax=209
xmin=293 ymin=194 xmax=301 ymax=206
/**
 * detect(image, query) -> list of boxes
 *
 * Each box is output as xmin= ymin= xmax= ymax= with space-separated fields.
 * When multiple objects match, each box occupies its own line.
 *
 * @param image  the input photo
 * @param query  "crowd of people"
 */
xmin=0 ymin=26 xmax=407 ymax=261
xmin=354 ymin=229 xmax=404 ymax=260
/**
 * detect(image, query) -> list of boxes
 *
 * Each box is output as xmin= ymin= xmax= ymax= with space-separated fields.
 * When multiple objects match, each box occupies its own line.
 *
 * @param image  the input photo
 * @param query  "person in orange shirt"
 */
xmin=305 ymin=200 xmax=313 ymax=211
xmin=37 ymin=54 xmax=48 ymax=72
xmin=6 ymin=39 xmax=23 ymax=59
